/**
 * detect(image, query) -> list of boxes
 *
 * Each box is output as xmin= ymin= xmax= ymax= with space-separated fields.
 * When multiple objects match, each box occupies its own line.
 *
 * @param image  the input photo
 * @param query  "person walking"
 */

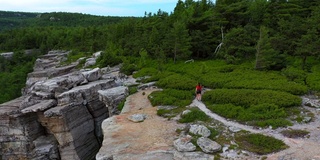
xmin=195 ymin=83 xmax=202 ymax=101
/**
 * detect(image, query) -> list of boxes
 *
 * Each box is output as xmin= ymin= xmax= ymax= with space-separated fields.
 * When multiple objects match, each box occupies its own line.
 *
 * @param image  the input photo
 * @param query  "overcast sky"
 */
xmin=0 ymin=0 xmax=178 ymax=17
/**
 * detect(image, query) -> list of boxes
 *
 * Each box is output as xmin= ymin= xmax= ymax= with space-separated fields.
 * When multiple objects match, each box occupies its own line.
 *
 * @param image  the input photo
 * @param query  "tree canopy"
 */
xmin=1 ymin=0 xmax=320 ymax=103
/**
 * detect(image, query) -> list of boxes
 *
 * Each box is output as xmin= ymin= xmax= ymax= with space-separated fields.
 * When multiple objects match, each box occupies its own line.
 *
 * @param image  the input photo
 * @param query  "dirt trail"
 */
xmin=192 ymin=99 xmax=320 ymax=160
xmin=97 ymin=87 xmax=320 ymax=160
xmin=96 ymin=88 xmax=182 ymax=160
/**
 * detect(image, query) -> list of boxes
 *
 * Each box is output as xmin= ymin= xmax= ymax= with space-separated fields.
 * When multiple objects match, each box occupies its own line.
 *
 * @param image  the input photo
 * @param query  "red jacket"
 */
xmin=196 ymin=85 xmax=202 ymax=91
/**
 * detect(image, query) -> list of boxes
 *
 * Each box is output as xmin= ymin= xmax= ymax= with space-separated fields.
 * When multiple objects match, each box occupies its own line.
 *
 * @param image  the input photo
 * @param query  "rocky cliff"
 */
xmin=0 ymin=50 xmax=131 ymax=160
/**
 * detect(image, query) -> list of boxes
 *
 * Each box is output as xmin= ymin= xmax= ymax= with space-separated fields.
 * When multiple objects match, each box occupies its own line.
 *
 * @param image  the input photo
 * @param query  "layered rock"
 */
xmin=0 ymin=50 xmax=129 ymax=160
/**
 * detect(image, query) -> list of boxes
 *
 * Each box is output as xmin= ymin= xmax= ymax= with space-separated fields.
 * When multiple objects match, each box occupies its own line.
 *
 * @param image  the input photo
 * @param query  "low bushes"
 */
xmin=179 ymin=108 xmax=210 ymax=123
xmin=235 ymin=133 xmax=288 ymax=155
xmin=306 ymin=68 xmax=320 ymax=92
xmin=156 ymin=74 xmax=197 ymax=90
xmin=132 ymin=67 xmax=159 ymax=78
xmin=204 ymin=89 xmax=299 ymax=128
xmin=148 ymin=89 xmax=193 ymax=107
xmin=281 ymin=66 xmax=307 ymax=84
xmin=280 ymin=129 xmax=309 ymax=138
xmin=202 ymin=69 xmax=308 ymax=95
xmin=203 ymin=89 xmax=301 ymax=108
xmin=207 ymin=103 xmax=292 ymax=128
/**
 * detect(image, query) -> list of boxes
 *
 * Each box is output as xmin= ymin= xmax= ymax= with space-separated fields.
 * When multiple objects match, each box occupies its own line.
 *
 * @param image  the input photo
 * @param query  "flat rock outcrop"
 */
xmin=0 ymin=50 xmax=130 ymax=160
xmin=96 ymin=88 xmax=182 ymax=160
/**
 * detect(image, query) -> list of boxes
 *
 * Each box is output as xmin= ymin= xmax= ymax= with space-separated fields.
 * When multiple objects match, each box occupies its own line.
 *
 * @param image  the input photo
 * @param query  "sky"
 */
xmin=0 ymin=0 xmax=179 ymax=17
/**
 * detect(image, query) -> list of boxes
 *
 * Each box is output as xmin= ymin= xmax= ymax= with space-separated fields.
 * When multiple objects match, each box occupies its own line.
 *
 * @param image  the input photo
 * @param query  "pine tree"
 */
xmin=255 ymin=26 xmax=280 ymax=70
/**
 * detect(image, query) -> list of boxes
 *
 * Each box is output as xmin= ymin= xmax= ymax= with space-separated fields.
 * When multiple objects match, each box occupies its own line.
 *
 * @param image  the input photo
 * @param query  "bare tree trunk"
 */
xmin=214 ymin=27 xmax=224 ymax=56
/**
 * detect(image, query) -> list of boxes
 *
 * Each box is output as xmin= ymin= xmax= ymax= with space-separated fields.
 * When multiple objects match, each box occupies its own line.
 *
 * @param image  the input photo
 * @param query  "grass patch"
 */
xmin=208 ymin=127 xmax=220 ymax=140
xmin=61 ymin=50 xmax=91 ymax=68
xmin=235 ymin=133 xmax=288 ymax=155
xmin=156 ymin=106 xmax=185 ymax=118
xmin=178 ymin=108 xmax=210 ymax=123
xmin=128 ymin=85 xmax=138 ymax=95
xmin=117 ymin=99 xmax=125 ymax=111
xmin=280 ymin=129 xmax=309 ymax=138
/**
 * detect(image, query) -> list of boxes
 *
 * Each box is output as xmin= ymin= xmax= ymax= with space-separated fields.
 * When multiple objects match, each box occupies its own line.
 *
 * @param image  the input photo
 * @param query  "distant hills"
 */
xmin=0 ymin=11 xmax=135 ymax=31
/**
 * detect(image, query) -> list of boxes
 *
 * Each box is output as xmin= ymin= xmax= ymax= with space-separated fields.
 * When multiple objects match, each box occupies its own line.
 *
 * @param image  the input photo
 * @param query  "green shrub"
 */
xmin=148 ymin=89 xmax=193 ymax=107
xmin=97 ymin=51 xmax=122 ymax=67
xmin=156 ymin=74 xmax=197 ymax=90
xmin=133 ymin=67 xmax=159 ymax=78
xmin=144 ymin=71 xmax=175 ymax=83
xmin=179 ymin=108 xmax=210 ymax=123
xmin=235 ymin=133 xmax=288 ymax=155
xmin=203 ymin=89 xmax=301 ymax=108
xmin=281 ymin=66 xmax=307 ymax=84
xmin=207 ymin=103 xmax=292 ymax=128
xmin=208 ymin=127 xmax=220 ymax=140
xmin=128 ymin=85 xmax=138 ymax=95
xmin=306 ymin=70 xmax=320 ymax=92
xmin=120 ymin=61 xmax=137 ymax=75
xmin=280 ymin=129 xmax=309 ymax=138
xmin=117 ymin=99 xmax=125 ymax=111
xmin=207 ymin=104 xmax=244 ymax=119
xmin=157 ymin=106 xmax=185 ymax=118
xmin=202 ymin=69 xmax=307 ymax=95
xmin=64 ymin=51 xmax=90 ymax=65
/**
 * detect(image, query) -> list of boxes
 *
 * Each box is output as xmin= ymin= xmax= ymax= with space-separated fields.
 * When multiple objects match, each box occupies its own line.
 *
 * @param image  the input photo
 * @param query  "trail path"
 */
xmin=96 ymin=88 xmax=183 ymax=160
xmin=97 ymin=86 xmax=320 ymax=160
xmin=192 ymin=99 xmax=320 ymax=160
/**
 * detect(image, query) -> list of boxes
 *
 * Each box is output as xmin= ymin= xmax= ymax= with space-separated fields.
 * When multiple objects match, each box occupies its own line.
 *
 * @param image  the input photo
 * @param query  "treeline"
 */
xmin=0 ymin=11 xmax=130 ymax=31
xmin=1 ymin=0 xmax=320 ymax=103
xmin=1 ymin=0 xmax=320 ymax=70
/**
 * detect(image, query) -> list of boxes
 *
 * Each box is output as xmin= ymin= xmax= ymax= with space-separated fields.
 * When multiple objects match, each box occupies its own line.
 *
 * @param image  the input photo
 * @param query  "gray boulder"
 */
xmin=82 ymin=68 xmax=102 ymax=82
xmin=57 ymin=79 xmax=116 ymax=106
xmin=0 ymin=52 xmax=14 ymax=59
xmin=98 ymin=86 xmax=129 ymax=117
xmin=182 ymin=110 xmax=192 ymax=116
xmin=128 ymin=114 xmax=147 ymax=122
xmin=137 ymin=82 xmax=156 ymax=90
xmin=197 ymin=137 xmax=221 ymax=153
xmin=189 ymin=124 xmax=211 ymax=138
xmin=173 ymin=135 xmax=196 ymax=152
xmin=84 ymin=58 xmax=96 ymax=67
xmin=302 ymin=97 xmax=320 ymax=108
xmin=93 ymin=51 xmax=102 ymax=58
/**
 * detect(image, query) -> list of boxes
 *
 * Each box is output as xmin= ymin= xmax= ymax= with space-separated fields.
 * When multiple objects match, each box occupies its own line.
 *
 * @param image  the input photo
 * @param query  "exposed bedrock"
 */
xmin=0 ymin=50 xmax=130 ymax=160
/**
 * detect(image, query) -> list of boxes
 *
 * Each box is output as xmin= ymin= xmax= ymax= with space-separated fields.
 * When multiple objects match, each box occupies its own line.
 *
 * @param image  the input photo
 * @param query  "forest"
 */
xmin=0 ymin=0 xmax=320 ymax=104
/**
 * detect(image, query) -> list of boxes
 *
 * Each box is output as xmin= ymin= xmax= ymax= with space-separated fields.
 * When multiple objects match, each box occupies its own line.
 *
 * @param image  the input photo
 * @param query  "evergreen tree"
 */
xmin=168 ymin=20 xmax=192 ymax=63
xmin=255 ymin=26 xmax=283 ymax=70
